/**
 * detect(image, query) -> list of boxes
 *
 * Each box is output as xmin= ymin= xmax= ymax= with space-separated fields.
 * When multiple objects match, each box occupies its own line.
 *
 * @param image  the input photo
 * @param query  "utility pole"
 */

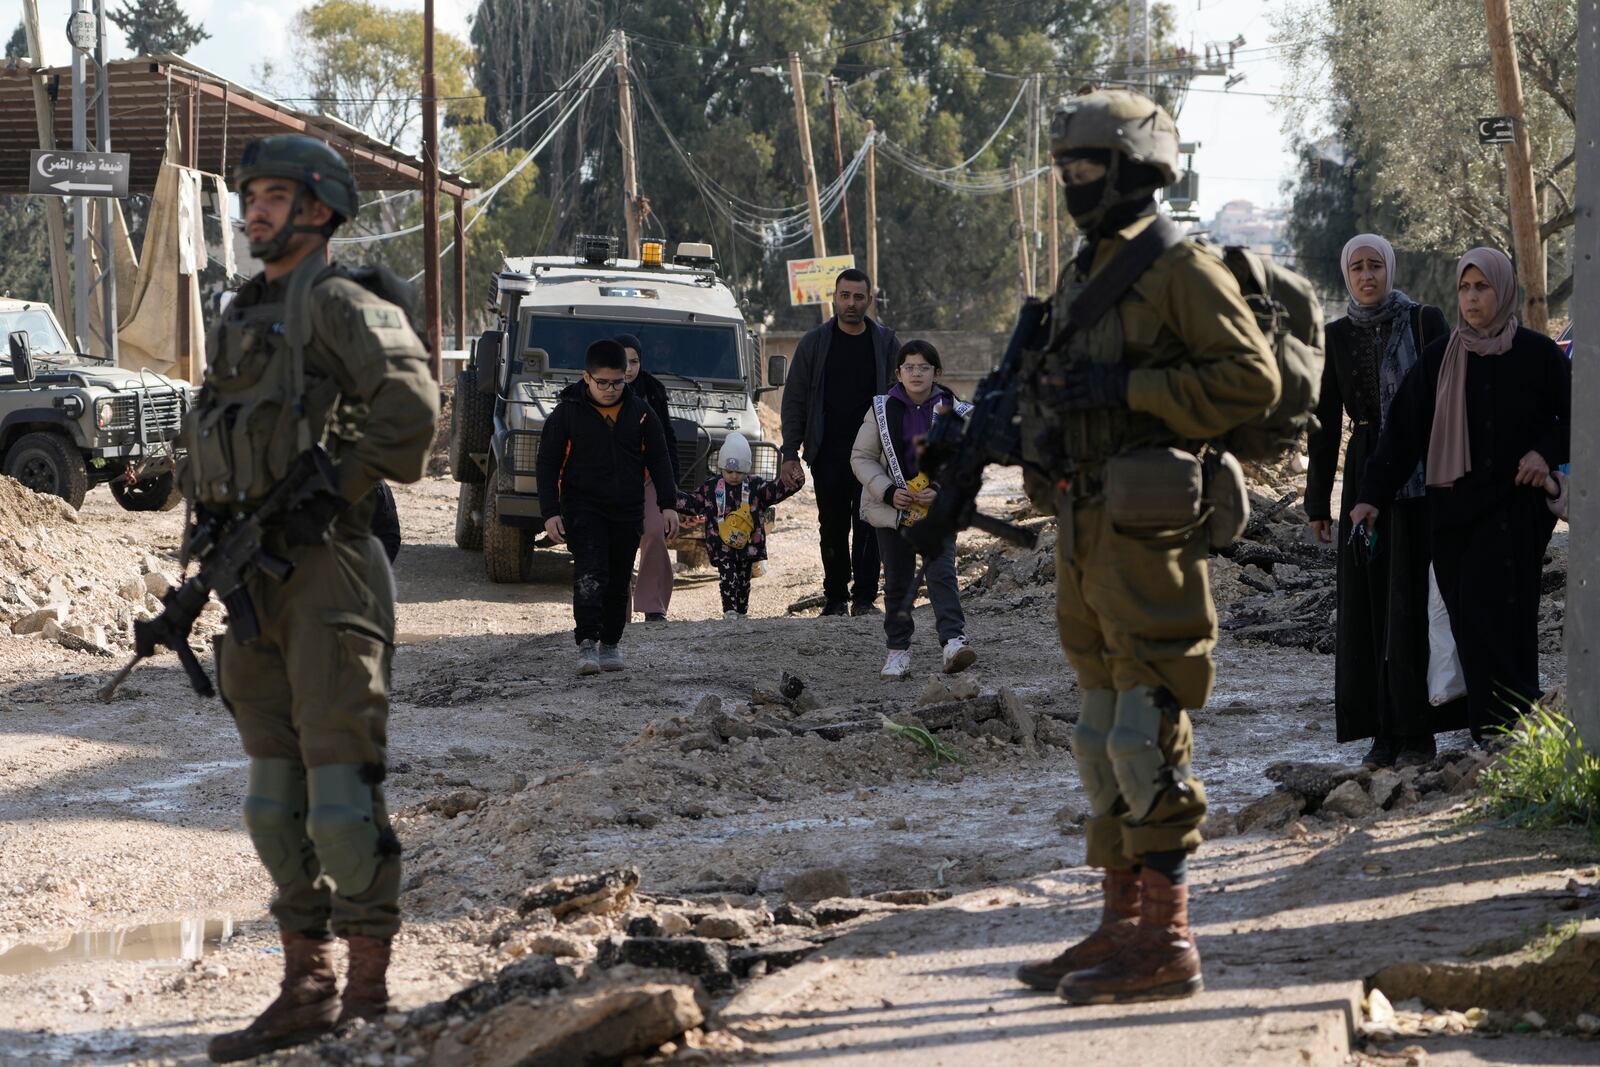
xmin=1567 ymin=0 xmax=1599 ymax=752
xmin=1010 ymin=162 xmax=1031 ymax=301
xmin=1029 ymin=74 xmax=1043 ymax=293
xmin=788 ymin=53 xmax=828 ymax=322
xmin=1483 ymin=0 xmax=1548 ymax=334
xmin=1048 ymin=152 xmax=1060 ymax=285
xmin=91 ymin=0 xmax=116 ymax=364
xmin=616 ymin=31 xmax=642 ymax=259
xmin=827 ymin=78 xmax=853 ymax=255
xmin=421 ymin=0 xmax=443 ymax=379
xmin=69 ymin=0 xmax=90 ymax=351
xmin=864 ymin=120 xmax=879 ymax=317
xmin=21 ymin=1 xmax=72 ymax=330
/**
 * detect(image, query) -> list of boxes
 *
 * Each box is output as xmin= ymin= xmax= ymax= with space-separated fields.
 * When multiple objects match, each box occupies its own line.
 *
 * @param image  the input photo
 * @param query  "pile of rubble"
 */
xmin=277 ymin=865 xmax=951 ymax=1066
xmin=636 ymin=672 xmax=1065 ymax=757
xmin=0 ymin=476 xmax=214 ymax=655
xmin=1213 ymin=746 xmax=1500 ymax=838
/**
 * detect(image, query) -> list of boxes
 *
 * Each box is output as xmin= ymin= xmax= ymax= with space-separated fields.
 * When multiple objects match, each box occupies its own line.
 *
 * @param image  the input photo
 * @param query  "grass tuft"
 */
xmin=1474 ymin=704 xmax=1600 ymax=846
xmin=880 ymin=715 xmax=962 ymax=770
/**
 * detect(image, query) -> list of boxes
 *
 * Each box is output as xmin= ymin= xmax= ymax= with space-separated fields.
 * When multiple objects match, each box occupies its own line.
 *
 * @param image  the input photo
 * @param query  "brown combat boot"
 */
xmin=1014 ymin=867 xmax=1141 ymax=991
xmin=336 ymin=936 xmax=392 ymax=1025
xmin=207 ymin=931 xmax=339 ymax=1063
xmin=1057 ymin=867 xmax=1203 ymax=1004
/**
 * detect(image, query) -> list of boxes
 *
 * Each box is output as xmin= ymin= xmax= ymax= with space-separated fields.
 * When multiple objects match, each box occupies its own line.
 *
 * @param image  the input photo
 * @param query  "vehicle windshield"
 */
xmin=0 ymin=309 xmax=76 ymax=362
xmin=525 ymin=316 xmax=742 ymax=381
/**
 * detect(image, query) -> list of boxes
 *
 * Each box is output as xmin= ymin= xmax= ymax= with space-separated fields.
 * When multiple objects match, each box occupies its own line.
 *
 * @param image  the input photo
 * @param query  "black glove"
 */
xmin=282 ymin=490 xmax=348 ymax=546
xmin=1054 ymin=362 xmax=1130 ymax=411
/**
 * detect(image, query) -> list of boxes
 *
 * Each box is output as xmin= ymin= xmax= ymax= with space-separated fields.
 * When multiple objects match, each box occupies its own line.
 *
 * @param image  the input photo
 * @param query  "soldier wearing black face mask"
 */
xmin=1012 ymin=90 xmax=1280 ymax=1007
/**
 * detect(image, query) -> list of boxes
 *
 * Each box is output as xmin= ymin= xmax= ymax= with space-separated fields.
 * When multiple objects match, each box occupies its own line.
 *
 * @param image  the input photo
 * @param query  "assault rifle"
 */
xmin=97 ymin=447 xmax=342 ymax=702
xmin=903 ymin=299 xmax=1050 ymax=556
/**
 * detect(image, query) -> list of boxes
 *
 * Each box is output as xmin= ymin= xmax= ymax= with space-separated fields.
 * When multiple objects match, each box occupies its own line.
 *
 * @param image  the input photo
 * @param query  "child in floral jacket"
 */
xmin=678 ymin=433 xmax=800 ymax=618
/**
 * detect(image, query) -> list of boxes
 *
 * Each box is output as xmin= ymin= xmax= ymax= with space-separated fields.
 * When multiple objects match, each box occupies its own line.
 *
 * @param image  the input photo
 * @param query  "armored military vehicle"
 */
xmin=1 ymin=297 xmax=191 ymax=510
xmin=449 ymin=236 xmax=787 ymax=582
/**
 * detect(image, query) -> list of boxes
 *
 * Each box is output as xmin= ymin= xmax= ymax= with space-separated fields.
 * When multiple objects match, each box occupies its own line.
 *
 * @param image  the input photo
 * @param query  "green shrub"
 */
xmin=1475 ymin=704 xmax=1600 ymax=845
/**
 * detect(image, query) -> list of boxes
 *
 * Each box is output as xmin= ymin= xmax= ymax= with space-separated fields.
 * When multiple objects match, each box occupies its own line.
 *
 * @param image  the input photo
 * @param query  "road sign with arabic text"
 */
xmin=1477 ymin=116 xmax=1516 ymax=145
xmin=28 ymin=150 xmax=131 ymax=198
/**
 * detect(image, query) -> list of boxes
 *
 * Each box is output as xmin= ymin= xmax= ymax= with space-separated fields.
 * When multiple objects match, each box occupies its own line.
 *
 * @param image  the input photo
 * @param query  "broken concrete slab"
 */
xmin=518 ymin=867 xmax=640 ymax=919
xmin=596 ymin=937 xmax=734 ymax=992
xmin=1320 ymin=780 xmax=1377 ymax=820
xmin=427 ymin=969 xmax=706 ymax=1067
xmin=1236 ymin=789 xmax=1306 ymax=833
xmin=998 ymin=687 xmax=1037 ymax=751
xmin=810 ymin=897 xmax=906 ymax=925
xmin=731 ymin=939 xmax=822 ymax=978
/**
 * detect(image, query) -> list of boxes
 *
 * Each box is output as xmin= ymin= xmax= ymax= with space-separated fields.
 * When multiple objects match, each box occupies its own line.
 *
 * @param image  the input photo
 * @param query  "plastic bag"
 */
xmin=1427 ymin=564 xmax=1467 ymax=706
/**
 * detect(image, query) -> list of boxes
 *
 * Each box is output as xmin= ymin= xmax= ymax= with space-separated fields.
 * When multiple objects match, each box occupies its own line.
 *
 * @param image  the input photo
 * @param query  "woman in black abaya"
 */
xmin=1306 ymin=235 xmax=1453 ymax=766
xmin=1353 ymin=248 xmax=1570 ymax=738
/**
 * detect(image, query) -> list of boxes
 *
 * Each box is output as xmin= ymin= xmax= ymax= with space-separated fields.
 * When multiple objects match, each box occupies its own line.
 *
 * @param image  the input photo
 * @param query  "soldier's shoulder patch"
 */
xmin=361 ymin=305 xmax=406 ymax=330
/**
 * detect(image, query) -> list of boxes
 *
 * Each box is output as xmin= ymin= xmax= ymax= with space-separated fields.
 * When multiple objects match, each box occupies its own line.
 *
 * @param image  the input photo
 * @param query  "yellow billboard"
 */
xmin=786 ymin=255 xmax=858 ymax=306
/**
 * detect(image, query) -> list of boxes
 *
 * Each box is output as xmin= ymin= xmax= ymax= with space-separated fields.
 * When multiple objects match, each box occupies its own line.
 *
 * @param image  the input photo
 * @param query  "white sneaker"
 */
xmin=942 ymin=636 xmax=977 ymax=674
xmin=881 ymin=650 xmax=912 ymax=678
xmin=724 ymin=610 xmax=741 ymax=621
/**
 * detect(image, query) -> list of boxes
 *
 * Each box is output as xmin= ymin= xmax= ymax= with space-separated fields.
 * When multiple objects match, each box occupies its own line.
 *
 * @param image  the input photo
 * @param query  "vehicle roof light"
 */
xmin=641 ymin=239 xmax=665 ymax=267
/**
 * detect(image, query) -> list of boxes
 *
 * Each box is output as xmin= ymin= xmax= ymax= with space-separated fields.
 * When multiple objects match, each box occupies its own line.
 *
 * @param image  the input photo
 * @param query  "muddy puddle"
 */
xmin=0 ymin=916 xmax=233 ymax=977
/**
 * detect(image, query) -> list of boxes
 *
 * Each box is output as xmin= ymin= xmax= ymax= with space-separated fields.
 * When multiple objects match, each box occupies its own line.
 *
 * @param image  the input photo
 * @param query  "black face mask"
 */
xmin=1064 ymin=177 xmax=1110 ymax=225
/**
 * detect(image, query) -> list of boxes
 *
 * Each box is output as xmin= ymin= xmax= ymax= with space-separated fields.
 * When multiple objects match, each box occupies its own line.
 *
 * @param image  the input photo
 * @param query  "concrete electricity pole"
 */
xmin=788 ymin=53 xmax=827 ymax=322
xmin=616 ymin=31 xmax=642 ymax=259
xmin=1567 ymin=0 xmax=1598 ymax=751
xmin=1482 ymin=0 xmax=1549 ymax=334
xmin=1010 ymin=162 xmax=1031 ymax=301
xmin=91 ymin=0 xmax=116 ymax=364
xmin=421 ymin=0 xmax=443 ymax=379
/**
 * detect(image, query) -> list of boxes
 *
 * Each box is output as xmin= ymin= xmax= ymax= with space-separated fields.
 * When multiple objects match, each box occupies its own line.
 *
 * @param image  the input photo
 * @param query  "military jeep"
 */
xmin=1 ymin=298 xmax=192 ymax=511
xmin=449 ymin=237 xmax=787 ymax=582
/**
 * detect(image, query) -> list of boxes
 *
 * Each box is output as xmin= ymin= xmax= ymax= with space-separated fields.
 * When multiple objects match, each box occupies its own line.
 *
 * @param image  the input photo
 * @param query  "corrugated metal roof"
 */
xmin=0 ymin=55 xmax=474 ymax=198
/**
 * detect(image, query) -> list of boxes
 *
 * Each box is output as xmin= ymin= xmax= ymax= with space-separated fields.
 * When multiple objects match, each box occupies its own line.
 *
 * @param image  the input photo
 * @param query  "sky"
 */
xmin=26 ymin=0 xmax=1306 ymax=219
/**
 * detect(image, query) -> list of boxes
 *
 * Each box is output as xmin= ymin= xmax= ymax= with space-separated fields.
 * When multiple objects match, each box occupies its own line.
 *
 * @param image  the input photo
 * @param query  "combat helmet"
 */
xmin=1050 ymin=89 xmax=1180 ymax=185
xmin=233 ymin=134 xmax=360 ymax=261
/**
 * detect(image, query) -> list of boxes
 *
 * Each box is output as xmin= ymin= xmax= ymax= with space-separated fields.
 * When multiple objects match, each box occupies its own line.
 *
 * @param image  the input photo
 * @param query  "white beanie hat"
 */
xmin=718 ymin=432 xmax=753 ymax=474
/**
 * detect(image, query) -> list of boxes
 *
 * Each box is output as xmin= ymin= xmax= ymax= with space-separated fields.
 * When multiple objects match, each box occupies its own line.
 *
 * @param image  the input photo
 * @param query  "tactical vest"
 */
xmin=1017 ymin=272 xmax=1174 ymax=491
xmin=180 ymin=256 xmax=358 ymax=508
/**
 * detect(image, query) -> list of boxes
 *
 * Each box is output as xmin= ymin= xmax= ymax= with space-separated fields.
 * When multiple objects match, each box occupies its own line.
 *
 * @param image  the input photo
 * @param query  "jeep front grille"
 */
xmin=106 ymin=390 xmax=185 ymax=442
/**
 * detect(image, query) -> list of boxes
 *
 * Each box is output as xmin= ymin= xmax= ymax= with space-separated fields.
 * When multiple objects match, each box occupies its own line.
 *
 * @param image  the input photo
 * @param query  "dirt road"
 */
xmin=0 ymin=472 xmax=1588 ymax=1064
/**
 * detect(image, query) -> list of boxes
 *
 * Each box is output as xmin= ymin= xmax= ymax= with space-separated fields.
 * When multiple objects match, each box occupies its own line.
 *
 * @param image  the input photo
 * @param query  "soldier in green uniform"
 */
xmin=184 ymin=136 xmax=439 ymax=1061
xmin=1012 ymin=91 xmax=1280 ymax=1004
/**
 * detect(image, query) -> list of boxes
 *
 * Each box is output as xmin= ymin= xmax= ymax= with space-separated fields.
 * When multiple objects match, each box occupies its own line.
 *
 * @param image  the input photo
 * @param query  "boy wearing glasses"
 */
xmin=537 ymin=339 xmax=680 ymax=674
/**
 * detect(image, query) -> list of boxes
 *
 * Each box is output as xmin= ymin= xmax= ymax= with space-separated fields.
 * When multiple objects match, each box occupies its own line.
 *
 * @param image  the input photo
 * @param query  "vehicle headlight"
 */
xmin=95 ymin=398 xmax=115 ymax=430
xmin=59 ymin=395 xmax=84 ymax=419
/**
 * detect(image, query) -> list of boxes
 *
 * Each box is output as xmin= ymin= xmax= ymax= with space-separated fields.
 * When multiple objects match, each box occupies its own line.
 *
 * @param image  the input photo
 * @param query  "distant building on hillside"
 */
xmin=1203 ymin=199 xmax=1289 ymax=259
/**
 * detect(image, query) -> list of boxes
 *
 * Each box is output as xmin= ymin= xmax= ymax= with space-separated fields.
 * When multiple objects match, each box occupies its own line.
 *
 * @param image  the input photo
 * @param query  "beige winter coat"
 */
xmin=850 ymin=407 xmax=905 ymax=530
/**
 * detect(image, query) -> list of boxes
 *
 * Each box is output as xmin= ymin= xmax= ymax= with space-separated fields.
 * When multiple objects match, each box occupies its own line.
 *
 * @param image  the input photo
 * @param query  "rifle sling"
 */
xmin=1051 ymin=215 xmax=1186 ymax=353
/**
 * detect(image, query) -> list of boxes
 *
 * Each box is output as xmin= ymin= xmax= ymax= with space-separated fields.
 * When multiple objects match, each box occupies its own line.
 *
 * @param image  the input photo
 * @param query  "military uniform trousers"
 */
xmin=218 ymin=533 xmax=401 ymax=940
xmin=1055 ymin=496 xmax=1210 ymax=870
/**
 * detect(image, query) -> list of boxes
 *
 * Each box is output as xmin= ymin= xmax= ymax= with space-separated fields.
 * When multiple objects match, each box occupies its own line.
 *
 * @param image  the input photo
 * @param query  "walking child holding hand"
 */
xmin=677 ymin=433 xmax=799 ymax=619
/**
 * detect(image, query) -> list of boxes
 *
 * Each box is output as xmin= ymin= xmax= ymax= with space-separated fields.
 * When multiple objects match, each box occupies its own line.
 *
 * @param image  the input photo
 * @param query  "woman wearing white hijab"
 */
xmin=1305 ymin=235 xmax=1452 ymax=767
xmin=1354 ymin=248 xmax=1570 ymax=739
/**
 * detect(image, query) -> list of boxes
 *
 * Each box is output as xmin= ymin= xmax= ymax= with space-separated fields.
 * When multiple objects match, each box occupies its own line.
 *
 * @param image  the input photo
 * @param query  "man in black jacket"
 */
xmin=779 ymin=269 xmax=899 ymax=616
xmin=536 ymin=339 xmax=679 ymax=674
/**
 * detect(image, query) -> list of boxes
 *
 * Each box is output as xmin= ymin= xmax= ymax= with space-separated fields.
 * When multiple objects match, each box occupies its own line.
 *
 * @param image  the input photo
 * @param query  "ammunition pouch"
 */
xmin=1104 ymin=447 xmax=1207 ymax=541
xmin=1204 ymin=450 xmax=1250 ymax=550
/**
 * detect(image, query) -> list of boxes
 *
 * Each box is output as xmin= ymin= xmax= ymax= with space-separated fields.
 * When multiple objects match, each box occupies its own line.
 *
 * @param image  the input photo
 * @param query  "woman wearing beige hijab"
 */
xmin=1353 ymin=248 xmax=1570 ymax=738
xmin=1305 ymin=235 xmax=1452 ymax=767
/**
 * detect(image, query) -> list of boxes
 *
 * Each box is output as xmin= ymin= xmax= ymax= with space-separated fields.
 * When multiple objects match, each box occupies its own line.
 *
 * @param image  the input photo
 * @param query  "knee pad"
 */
xmin=242 ymin=759 xmax=314 ymax=888
xmin=305 ymin=764 xmax=383 ymax=897
xmin=1072 ymin=689 xmax=1120 ymax=816
xmin=1107 ymin=687 xmax=1181 ymax=823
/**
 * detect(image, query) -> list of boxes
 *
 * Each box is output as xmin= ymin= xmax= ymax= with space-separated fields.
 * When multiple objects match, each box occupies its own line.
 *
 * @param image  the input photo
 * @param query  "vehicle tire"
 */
xmin=455 ymin=480 xmax=485 ymax=551
xmin=4 ymin=431 xmax=89 ymax=509
xmin=109 ymin=472 xmax=183 ymax=512
xmin=483 ymin=469 xmax=533 ymax=583
xmin=448 ymin=368 xmax=494 ymax=484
